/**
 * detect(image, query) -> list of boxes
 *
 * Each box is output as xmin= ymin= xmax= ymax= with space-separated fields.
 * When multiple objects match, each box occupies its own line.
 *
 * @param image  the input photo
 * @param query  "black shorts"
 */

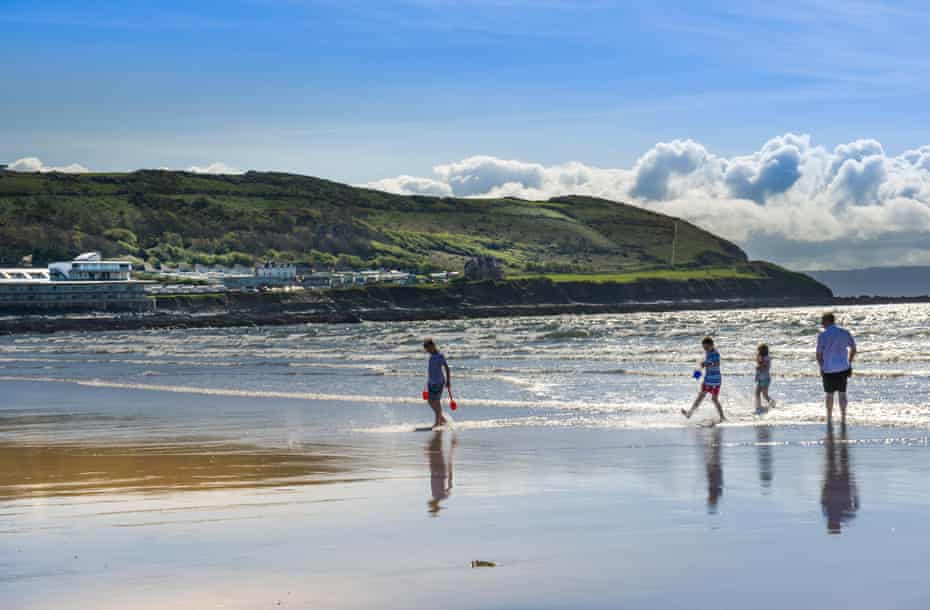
xmin=822 ymin=369 xmax=851 ymax=394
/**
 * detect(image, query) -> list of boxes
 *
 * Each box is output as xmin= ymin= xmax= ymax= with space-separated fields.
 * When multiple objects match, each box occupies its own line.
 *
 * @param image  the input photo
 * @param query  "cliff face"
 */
xmin=318 ymin=275 xmax=830 ymax=313
xmin=252 ymin=261 xmax=831 ymax=312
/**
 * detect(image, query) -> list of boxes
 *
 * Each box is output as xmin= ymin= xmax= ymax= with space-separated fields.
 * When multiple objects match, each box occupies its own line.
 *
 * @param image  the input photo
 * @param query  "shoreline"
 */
xmin=1 ymin=295 xmax=926 ymax=335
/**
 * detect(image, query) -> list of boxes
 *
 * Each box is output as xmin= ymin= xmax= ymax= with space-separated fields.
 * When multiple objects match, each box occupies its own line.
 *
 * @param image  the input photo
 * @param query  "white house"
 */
xmin=255 ymin=261 xmax=297 ymax=284
xmin=48 ymin=251 xmax=132 ymax=281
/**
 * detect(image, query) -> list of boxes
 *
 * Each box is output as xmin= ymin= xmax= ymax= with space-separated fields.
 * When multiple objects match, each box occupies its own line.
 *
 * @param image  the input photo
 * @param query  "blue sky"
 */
xmin=3 ymin=0 xmax=928 ymax=180
xmin=4 ymin=1 xmax=930 ymax=267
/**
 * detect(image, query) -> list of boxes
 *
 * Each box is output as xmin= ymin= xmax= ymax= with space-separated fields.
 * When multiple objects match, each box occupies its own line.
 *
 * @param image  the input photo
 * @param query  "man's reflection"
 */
xmin=704 ymin=427 xmax=724 ymax=513
xmin=821 ymin=423 xmax=859 ymax=534
xmin=755 ymin=425 xmax=774 ymax=492
xmin=426 ymin=430 xmax=456 ymax=516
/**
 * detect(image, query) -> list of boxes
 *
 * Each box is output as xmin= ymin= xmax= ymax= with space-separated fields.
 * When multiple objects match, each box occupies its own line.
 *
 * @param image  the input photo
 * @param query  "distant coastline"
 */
xmin=0 ymin=272 xmax=864 ymax=335
xmin=807 ymin=266 xmax=930 ymax=298
xmin=4 ymin=295 xmax=925 ymax=336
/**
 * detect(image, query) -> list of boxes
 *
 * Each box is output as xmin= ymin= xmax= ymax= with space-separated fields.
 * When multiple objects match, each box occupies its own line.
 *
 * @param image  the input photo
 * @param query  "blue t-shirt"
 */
xmin=428 ymin=352 xmax=447 ymax=385
xmin=703 ymin=349 xmax=721 ymax=386
xmin=817 ymin=325 xmax=856 ymax=374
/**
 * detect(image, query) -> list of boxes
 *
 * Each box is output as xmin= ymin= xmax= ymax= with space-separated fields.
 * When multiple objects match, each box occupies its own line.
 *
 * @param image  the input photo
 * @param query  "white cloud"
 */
xmin=724 ymin=133 xmax=806 ymax=203
xmin=433 ymin=156 xmax=547 ymax=196
xmin=366 ymin=175 xmax=453 ymax=197
xmin=8 ymin=156 xmax=89 ymax=173
xmin=829 ymin=154 xmax=886 ymax=207
xmin=367 ymin=134 xmax=930 ymax=269
xmin=630 ymin=139 xmax=715 ymax=201
xmin=187 ymin=162 xmax=243 ymax=175
xmin=7 ymin=157 xmax=245 ymax=176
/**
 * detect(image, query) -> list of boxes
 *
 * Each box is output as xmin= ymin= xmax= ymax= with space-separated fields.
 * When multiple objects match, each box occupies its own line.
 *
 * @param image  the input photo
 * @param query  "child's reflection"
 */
xmin=704 ymin=427 xmax=724 ymax=513
xmin=426 ymin=430 xmax=456 ymax=516
xmin=755 ymin=424 xmax=774 ymax=492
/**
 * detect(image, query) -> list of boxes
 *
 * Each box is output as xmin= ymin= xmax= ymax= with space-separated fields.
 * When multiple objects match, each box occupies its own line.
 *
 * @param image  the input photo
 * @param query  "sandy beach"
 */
xmin=4 ymin=305 xmax=930 ymax=609
xmin=4 ymin=384 xmax=930 ymax=609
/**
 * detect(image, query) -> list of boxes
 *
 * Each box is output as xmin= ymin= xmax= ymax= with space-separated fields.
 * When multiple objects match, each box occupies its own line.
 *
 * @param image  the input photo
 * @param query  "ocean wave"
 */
xmin=537 ymin=329 xmax=599 ymax=341
xmin=0 ymin=375 xmax=633 ymax=412
xmin=8 ymin=373 xmax=930 ymax=430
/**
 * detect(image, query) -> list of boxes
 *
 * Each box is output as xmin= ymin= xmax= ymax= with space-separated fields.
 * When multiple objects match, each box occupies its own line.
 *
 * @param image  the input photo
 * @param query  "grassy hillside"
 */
xmin=0 ymin=169 xmax=747 ymax=275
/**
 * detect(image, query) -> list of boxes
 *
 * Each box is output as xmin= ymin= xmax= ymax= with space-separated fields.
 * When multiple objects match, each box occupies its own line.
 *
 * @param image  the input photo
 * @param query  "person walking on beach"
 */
xmin=682 ymin=336 xmax=727 ymax=422
xmin=816 ymin=313 xmax=857 ymax=422
xmin=423 ymin=338 xmax=451 ymax=429
xmin=754 ymin=343 xmax=775 ymax=411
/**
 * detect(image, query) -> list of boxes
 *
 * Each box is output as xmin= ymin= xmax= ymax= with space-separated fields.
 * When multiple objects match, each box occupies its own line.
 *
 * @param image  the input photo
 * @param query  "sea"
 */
xmin=1 ymin=303 xmax=927 ymax=443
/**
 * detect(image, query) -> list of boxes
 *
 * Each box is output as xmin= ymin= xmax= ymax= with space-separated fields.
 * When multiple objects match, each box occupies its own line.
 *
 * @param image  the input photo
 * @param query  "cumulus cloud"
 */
xmin=8 ymin=156 xmax=89 ymax=173
xmin=630 ymin=139 xmax=713 ymax=201
xmin=901 ymin=146 xmax=930 ymax=172
xmin=187 ymin=162 xmax=243 ymax=175
xmin=366 ymin=133 xmax=930 ymax=269
xmin=7 ymin=157 xmax=248 ymax=176
xmin=829 ymin=154 xmax=886 ymax=207
xmin=366 ymin=175 xmax=453 ymax=197
xmin=724 ymin=134 xmax=805 ymax=203
xmin=433 ymin=156 xmax=547 ymax=196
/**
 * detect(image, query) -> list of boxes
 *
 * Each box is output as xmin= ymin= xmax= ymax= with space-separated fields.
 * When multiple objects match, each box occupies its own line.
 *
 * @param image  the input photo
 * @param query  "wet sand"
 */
xmin=4 ymin=386 xmax=930 ymax=609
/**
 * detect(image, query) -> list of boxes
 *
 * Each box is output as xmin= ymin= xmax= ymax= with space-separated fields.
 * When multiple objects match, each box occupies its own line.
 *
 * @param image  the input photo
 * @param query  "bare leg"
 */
xmin=683 ymin=392 xmax=706 ymax=418
xmin=763 ymin=388 xmax=773 ymax=405
xmin=825 ymin=392 xmax=834 ymax=422
xmin=838 ymin=391 xmax=848 ymax=422
xmin=711 ymin=395 xmax=726 ymax=421
xmin=429 ymin=398 xmax=447 ymax=428
xmin=754 ymin=386 xmax=762 ymax=409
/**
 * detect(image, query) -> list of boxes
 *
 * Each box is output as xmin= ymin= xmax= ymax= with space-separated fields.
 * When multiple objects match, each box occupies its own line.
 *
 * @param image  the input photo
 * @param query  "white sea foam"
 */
xmin=7 ymin=303 xmax=930 ymax=431
xmin=0 ymin=375 xmax=632 ymax=412
xmin=6 ymin=373 xmax=930 ymax=430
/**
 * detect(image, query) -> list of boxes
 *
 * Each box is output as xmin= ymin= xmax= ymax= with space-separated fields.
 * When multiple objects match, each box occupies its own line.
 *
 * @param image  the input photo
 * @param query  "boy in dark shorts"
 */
xmin=423 ymin=338 xmax=451 ymax=429
xmin=682 ymin=336 xmax=727 ymax=422
xmin=816 ymin=313 xmax=857 ymax=421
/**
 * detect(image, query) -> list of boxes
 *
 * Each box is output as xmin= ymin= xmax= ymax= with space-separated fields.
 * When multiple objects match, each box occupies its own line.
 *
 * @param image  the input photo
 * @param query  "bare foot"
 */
xmin=681 ymin=409 xmax=691 ymax=419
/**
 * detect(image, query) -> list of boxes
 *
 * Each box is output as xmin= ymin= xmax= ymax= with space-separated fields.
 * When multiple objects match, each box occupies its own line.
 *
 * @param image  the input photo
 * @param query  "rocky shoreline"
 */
xmin=5 ymin=295 xmax=915 ymax=336
xmin=3 ymin=295 xmax=928 ymax=336
xmin=4 ymin=275 xmax=906 ymax=336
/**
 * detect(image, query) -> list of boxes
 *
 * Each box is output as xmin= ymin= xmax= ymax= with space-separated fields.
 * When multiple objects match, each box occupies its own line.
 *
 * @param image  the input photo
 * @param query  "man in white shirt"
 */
xmin=816 ymin=313 xmax=857 ymax=421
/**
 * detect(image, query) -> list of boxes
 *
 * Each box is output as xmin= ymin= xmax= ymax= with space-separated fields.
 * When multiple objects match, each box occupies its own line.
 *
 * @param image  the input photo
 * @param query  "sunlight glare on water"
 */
xmin=1 ymin=303 xmax=929 ymax=439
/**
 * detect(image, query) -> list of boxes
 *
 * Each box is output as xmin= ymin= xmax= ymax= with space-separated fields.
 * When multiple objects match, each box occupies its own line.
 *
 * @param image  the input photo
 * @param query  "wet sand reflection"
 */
xmin=0 ymin=441 xmax=360 ymax=501
xmin=704 ymin=427 xmax=723 ymax=514
xmin=426 ymin=430 xmax=455 ymax=516
xmin=755 ymin=425 xmax=774 ymax=493
xmin=821 ymin=423 xmax=860 ymax=534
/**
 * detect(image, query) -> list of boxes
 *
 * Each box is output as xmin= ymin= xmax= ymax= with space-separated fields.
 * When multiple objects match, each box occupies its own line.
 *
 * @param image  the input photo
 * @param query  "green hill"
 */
xmin=0 ymin=169 xmax=788 ymax=284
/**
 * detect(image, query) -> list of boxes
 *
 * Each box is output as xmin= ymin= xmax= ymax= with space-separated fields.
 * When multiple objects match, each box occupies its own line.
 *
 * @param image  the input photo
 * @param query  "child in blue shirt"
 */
xmin=682 ymin=336 xmax=727 ymax=422
xmin=423 ymin=338 xmax=451 ymax=428
xmin=755 ymin=343 xmax=775 ymax=410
